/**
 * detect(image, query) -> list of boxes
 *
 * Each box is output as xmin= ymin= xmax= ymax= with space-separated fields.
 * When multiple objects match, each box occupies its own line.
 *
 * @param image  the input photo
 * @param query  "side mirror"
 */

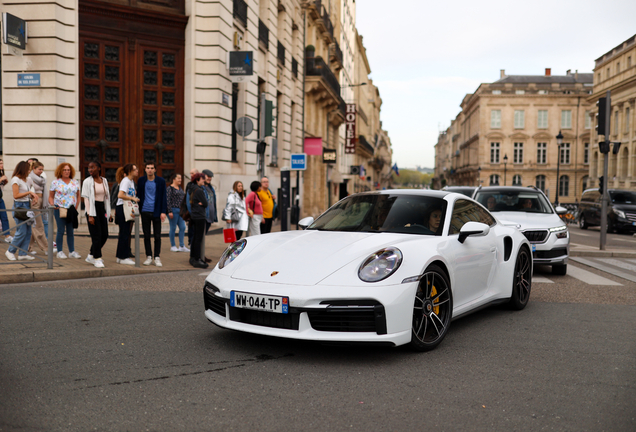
xmin=458 ymin=221 xmax=490 ymax=244
xmin=555 ymin=206 xmax=567 ymax=215
xmin=298 ymin=216 xmax=314 ymax=230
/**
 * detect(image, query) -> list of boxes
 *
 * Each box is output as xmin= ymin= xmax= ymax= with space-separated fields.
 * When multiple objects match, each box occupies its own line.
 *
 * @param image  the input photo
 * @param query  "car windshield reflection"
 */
xmin=474 ymin=190 xmax=553 ymax=214
xmin=308 ymin=194 xmax=448 ymax=235
xmin=610 ymin=191 xmax=636 ymax=204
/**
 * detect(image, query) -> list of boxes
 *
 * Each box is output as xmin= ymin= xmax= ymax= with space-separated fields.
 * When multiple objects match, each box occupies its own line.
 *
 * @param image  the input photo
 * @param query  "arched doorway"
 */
xmin=79 ymin=1 xmax=187 ymax=183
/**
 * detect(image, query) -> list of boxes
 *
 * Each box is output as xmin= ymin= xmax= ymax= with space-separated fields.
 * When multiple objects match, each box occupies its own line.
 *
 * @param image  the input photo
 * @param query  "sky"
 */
xmin=355 ymin=0 xmax=636 ymax=170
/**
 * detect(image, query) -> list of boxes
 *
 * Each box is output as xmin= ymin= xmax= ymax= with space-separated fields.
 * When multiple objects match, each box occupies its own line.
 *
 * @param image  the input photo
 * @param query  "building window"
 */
xmin=585 ymin=110 xmax=591 ymax=129
xmin=560 ymin=143 xmax=571 ymax=164
xmin=513 ymin=142 xmax=523 ymax=163
xmin=614 ymin=111 xmax=619 ymax=135
xmin=515 ymin=90 xmax=525 ymax=95
xmin=536 ymin=175 xmax=546 ymax=192
xmin=617 ymin=62 xmax=620 ymax=73
xmin=512 ymin=174 xmax=522 ymax=186
xmin=489 ymin=174 xmax=500 ymax=186
xmin=625 ymin=107 xmax=630 ymax=133
xmin=559 ymin=175 xmax=569 ymax=197
xmin=514 ymin=110 xmax=525 ymax=129
xmin=597 ymin=72 xmax=601 ymax=82
xmin=491 ymin=110 xmax=501 ymax=128
xmin=538 ymin=110 xmax=548 ymax=129
xmin=582 ymin=175 xmax=589 ymax=191
xmin=607 ymin=67 xmax=610 ymax=78
xmin=561 ymin=110 xmax=572 ymax=129
xmin=584 ymin=142 xmax=589 ymax=164
xmin=492 ymin=90 xmax=501 ymax=95
xmin=538 ymin=90 xmax=547 ymax=95
xmin=490 ymin=142 xmax=500 ymax=163
xmin=537 ymin=142 xmax=547 ymax=164
xmin=629 ymin=56 xmax=632 ymax=68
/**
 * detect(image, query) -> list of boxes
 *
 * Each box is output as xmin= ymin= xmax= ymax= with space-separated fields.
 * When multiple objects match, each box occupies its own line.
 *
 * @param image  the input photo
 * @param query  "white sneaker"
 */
xmin=30 ymin=251 xmax=37 ymax=255
xmin=85 ymin=254 xmax=95 ymax=264
xmin=5 ymin=250 xmax=16 ymax=261
xmin=94 ymin=258 xmax=105 ymax=268
xmin=179 ymin=246 xmax=190 ymax=252
xmin=170 ymin=246 xmax=179 ymax=252
xmin=53 ymin=247 xmax=58 ymax=254
xmin=18 ymin=255 xmax=35 ymax=261
xmin=4 ymin=236 xmax=12 ymax=243
xmin=116 ymin=258 xmax=135 ymax=265
xmin=143 ymin=256 xmax=153 ymax=266
xmin=154 ymin=257 xmax=162 ymax=267
xmin=69 ymin=251 xmax=82 ymax=259
xmin=57 ymin=251 xmax=68 ymax=259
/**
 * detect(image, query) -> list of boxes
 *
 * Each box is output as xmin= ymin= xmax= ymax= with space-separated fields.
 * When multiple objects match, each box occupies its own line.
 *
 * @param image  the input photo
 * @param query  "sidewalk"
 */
xmin=0 ymin=219 xmax=272 ymax=284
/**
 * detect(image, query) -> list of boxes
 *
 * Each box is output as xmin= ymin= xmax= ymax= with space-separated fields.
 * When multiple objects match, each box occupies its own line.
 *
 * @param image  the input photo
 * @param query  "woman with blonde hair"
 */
xmin=5 ymin=161 xmax=37 ymax=261
xmin=28 ymin=161 xmax=49 ymax=255
xmin=223 ymin=180 xmax=249 ymax=240
xmin=49 ymin=162 xmax=81 ymax=259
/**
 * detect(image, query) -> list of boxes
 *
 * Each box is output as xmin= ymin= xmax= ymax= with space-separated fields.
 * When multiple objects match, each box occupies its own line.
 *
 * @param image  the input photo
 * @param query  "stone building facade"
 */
xmin=435 ymin=69 xmax=593 ymax=204
xmin=588 ymin=34 xmax=636 ymax=191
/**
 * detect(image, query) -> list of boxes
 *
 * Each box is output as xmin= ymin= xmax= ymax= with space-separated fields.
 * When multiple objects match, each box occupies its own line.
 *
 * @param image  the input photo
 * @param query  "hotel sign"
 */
xmin=345 ymin=104 xmax=356 ymax=154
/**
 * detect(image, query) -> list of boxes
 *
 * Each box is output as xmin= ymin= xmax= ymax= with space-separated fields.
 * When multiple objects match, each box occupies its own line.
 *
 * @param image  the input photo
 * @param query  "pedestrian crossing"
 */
xmin=533 ymin=262 xmax=629 ymax=286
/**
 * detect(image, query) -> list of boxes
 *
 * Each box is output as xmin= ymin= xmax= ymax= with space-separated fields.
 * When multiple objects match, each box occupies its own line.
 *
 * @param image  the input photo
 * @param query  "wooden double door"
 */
xmin=79 ymin=30 xmax=184 ymax=184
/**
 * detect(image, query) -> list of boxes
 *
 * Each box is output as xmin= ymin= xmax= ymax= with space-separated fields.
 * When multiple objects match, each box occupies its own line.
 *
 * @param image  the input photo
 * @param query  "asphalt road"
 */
xmin=1 ymin=269 xmax=635 ymax=432
xmin=568 ymin=223 xmax=636 ymax=250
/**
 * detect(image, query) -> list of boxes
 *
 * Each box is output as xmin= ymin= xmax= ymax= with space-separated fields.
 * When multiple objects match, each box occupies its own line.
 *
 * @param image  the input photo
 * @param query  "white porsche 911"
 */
xmin=204 ymin=190 xmax=532 ymax=351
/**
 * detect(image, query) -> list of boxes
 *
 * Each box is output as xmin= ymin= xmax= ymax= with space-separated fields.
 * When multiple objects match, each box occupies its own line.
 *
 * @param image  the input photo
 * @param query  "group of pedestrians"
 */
xmin=1 ymin=158 xmax=276 ymax=270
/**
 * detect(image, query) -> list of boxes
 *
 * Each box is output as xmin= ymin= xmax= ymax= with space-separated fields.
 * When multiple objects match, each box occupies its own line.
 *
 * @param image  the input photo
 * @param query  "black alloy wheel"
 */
xmin=579 ymin=215 xmax=588 ymax=229
xmin=410 ymin=265 xmax=453 ymax=352
xmin=510 ymin=247 xmax=532 ymax=309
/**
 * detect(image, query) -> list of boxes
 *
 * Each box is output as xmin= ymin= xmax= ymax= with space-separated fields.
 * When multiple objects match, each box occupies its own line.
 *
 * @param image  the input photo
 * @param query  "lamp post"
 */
xmin=555 ymin=131 xmax=563 ymax=205
xmin=503 ymin=154 xmax=508 ymax=186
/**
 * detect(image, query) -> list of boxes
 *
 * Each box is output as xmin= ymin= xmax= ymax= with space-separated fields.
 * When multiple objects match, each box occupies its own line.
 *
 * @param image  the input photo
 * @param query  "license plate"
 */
xmin=230 ymin=291 xmax=289 ymax=314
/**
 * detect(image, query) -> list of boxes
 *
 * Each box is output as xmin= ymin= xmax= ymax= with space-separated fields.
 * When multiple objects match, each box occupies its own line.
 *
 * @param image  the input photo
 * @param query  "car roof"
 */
xmin=474 ymin=186 xmax=542 ymax=194
xmin=354 ymin=189 xmax=452 ymax=198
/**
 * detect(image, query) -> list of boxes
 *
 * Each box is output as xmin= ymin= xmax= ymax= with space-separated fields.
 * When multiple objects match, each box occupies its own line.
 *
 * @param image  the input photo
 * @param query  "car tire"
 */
xmin=509 ymin=247 xmax=532 ymax=310
xmin=607 ymin=220 xmax=615 ymax=234
xmin=579 ymin=215 xmax=588 ymax=230
xmin=409 ymin=264 xmax=453 ymax=352
xmin=552 ymin=264 xmax=567 ymax=275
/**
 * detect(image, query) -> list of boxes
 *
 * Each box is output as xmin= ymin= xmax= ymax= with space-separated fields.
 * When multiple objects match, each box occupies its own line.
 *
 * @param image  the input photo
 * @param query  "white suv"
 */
xmin=473 ymin=186 xmax=569 ymax=275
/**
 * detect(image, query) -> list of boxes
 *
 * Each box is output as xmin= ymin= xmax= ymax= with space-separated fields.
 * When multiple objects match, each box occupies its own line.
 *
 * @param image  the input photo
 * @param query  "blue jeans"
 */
xmin=8 ymin=201 xmax=32 ymax=256
xmin=54 ymin=209 xmax=75 ymax=253
xmin=169 ymin=207 xmax=186 ymax=247
xmin=0 ymin=197 xmax=10 ymax=237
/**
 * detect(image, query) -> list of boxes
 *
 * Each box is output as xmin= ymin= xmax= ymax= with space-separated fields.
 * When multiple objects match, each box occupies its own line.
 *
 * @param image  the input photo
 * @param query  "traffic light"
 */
xmin=598 ymin=176 xmax=604 ymax=192
xmin=596 ymin=97 xmax=607 ymax=136
xmin=264 ymin=100 xmax=275 ymax=137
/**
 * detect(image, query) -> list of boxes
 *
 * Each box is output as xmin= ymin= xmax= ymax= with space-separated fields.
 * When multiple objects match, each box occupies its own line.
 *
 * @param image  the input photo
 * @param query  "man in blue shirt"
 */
xmin=137 ymin=163 xmax=167 ymax=266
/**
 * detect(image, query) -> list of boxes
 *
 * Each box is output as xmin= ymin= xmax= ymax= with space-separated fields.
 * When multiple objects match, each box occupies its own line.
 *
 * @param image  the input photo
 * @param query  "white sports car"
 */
xmin=204 ymin=190 xmax=532 ymax=351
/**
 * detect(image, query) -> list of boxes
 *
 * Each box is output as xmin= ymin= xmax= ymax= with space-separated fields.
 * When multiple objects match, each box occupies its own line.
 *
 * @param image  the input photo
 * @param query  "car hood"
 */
xmin=229 ymin=230 xmax=416 ymax=286
xmin=612 ymin=203 xmax=636 ymax=212
xmin=494 ymin=212 xmax=564 ymax=230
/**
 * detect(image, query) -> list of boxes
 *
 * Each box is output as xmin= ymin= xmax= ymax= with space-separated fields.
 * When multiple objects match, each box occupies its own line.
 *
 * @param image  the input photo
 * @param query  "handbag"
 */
xmin=124 ymin=199 xmax=140 ymax=222
xmin=223 ymin=227 xmax=237 ymax=243
xmin=14 ymin=208 xmax=29 ymax=221
xmin=59 ymin=207 xmax=68 ymax=218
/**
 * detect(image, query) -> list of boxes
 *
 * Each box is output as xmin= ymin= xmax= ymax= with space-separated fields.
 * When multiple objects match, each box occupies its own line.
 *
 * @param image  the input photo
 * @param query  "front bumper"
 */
xmin=203 ymin=272 xmax=415 ymax=347
xmin=524 ymin=229 xmax=570 ymax=266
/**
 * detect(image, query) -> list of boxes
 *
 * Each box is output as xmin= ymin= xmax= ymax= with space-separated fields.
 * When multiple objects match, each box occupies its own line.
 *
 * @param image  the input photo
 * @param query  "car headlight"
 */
xmin=218 ymin=239 xmax=247 ymax=269
xmin=358 ymin=248 xmax=403 ymax=283
xmin=612 ymin=208 xmax=626 ymax=219
xmin=549 ymin=225 xmax=568 ymax=239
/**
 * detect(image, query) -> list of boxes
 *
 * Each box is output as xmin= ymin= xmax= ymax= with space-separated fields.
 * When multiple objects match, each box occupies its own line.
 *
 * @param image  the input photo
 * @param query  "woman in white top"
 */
xmin=115 ymin=163 xmax=139 ymax=265
xmin=223 ymin=180 xmax=249 ymax=240
xmin=5 ymin=161 xmax=38 ymax=261
xmin=81 ymin=161 xmax=111 ymax=268
xmin=28 ymin=161 xmax=49 ymax=254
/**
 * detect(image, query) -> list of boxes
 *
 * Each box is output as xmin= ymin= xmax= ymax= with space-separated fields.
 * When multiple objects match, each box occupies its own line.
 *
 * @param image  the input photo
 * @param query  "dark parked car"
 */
xmin=578 ymin=189 xmax=636 ymax=233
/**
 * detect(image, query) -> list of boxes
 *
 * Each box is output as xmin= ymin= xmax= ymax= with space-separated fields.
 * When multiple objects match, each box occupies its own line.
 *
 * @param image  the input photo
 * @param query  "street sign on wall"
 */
xmin=291 ymin=153 xmax=307 ymax=170
xmin=2 ymin=13 xmax=27 ymax=50
xmin=18 ymin=73 xmax=40 ymax=87
xmin=229 ymin=51 xmax=253 ymax=82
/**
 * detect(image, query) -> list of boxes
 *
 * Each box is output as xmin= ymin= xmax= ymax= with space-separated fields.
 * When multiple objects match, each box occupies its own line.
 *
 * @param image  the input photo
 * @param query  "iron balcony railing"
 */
xmin=330 ymin=41 xmax=343 ymax=66
xmin=321 ymin=5 xmax=334 ymax=40
xmin=277 ymin=41 xmax=285 ymax=66
xmin=259 ymin=19 xmax=269 ymax=48
xmin=233 ymin=0 xmax=248 ymax=28
xmin=306 ymin=56 xmax=340 ymax=96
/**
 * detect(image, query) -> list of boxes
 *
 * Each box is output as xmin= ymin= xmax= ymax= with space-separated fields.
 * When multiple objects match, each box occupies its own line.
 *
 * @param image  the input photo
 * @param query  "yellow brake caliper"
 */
xmin=431 ymin=284 xmax=439 ymax=315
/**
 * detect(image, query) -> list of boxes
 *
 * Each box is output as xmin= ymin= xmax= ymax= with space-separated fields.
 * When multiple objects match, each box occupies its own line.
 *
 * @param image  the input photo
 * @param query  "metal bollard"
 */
xmin=134 ymin=213 xmax=140 ymax=267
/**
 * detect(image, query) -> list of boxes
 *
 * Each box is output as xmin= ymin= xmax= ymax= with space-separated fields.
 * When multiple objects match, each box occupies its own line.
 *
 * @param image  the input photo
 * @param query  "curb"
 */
xmin=570 ymin=250 xmax=636 ymax=258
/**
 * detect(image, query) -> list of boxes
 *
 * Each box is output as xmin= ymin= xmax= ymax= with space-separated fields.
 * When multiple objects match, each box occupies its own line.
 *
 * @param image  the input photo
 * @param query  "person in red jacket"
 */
xmin=245 ymin=181 xmax=263 ymax=237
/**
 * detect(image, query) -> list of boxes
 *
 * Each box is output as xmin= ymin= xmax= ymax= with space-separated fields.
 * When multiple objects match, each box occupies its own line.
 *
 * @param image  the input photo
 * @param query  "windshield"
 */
xmin=308 ymin=194 xmax=448 ymax=235
xmin=474 ymin=190 xmax=553 ymax=214
xmin=610 ymin=191 xmax=636 ymax=204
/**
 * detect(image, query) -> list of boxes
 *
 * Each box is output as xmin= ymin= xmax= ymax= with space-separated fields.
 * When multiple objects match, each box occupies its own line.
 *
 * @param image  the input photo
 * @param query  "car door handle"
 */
xmin=490 ymin=247 xmax=496 ymax=252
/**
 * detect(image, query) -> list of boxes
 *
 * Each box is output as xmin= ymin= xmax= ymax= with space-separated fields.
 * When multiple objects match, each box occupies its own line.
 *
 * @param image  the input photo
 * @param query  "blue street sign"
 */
xmin=290 ymin=153 xmax=307 ymax=170
xmin=18 ymin=73 xmax=40 ymax=87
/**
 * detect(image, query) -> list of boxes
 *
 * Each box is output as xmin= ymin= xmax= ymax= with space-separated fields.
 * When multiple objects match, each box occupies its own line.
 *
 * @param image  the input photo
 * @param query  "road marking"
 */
xmin=199 ymin=272 xmax=210 ymax=276
xmin=573 ymin=232 xmax=593 ymax=237
xmin=597 ymin=258 xmax=636 ymax=273
xmin=614 ymin=237 xmax=636 ymax=242
xmin=533 ymin=276 xmax=554 ymax=283
xmin=566 ymin=264 xmax=622 ymax=286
